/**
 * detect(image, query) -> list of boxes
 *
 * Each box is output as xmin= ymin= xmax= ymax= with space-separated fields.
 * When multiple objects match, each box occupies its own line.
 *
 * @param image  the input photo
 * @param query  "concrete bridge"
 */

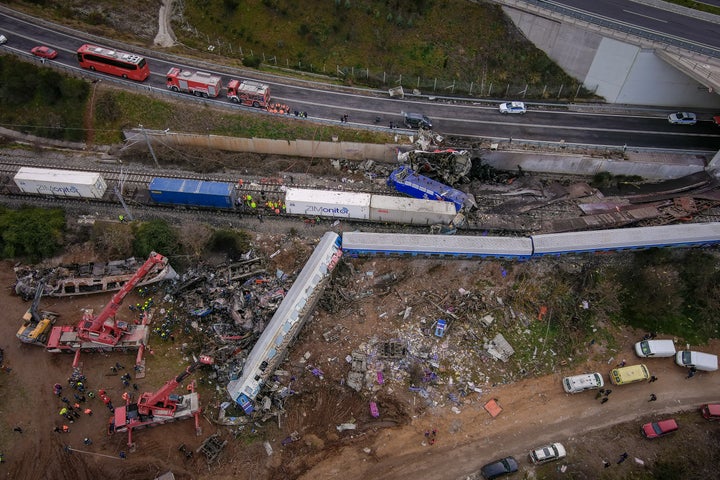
xmin=489 ymin=0 xmax=720 ymax=108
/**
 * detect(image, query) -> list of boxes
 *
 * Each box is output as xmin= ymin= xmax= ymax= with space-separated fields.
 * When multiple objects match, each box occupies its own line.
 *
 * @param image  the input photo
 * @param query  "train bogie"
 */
xmin=14 ymin=167 xmax=107 ymax=198
xmin=149 ymin=178 xmax=236 ymax=209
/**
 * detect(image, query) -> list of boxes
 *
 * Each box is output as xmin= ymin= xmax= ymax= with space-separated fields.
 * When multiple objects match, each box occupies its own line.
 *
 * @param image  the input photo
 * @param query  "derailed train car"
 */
xmin=284 ymin=188 xmax=457 ymax=225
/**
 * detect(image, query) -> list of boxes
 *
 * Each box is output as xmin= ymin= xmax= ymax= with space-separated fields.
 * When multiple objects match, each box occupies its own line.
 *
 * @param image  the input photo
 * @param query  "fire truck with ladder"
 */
xmin=109 ymin=354 xmax=214 ymax=445
xmin=45 ymin=252 xmax=170 ymax=368
xmin=166 ymin=67 xmax=222 ymax=98
xmin=226 ymin=79 xmax=271 ymax=108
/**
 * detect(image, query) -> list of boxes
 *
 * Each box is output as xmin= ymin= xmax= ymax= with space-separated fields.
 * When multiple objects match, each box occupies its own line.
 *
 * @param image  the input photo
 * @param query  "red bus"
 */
xmin=76 ymin=44 xmax=150 ymax=81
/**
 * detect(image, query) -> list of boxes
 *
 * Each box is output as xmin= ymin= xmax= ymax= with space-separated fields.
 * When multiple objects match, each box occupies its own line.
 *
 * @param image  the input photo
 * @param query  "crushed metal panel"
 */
xmin=351 ymin=351 xmax=367 ymax=372
xmin=196 ymin=433 xmax=228 ymax=463
xmin=347 ymin=371 xmax=364 ymax=392
xmin=484 ymin=333 xmax=515 ymax=362
xmin=154 ymin=473 xmax=176 ymax=480
xmin=380 ymin=342 xmax=407 ymax=358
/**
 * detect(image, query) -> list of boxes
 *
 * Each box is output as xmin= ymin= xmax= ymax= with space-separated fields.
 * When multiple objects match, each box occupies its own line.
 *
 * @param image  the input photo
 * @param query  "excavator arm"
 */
xmin=77 ymin=252 xmax=168 ymax=345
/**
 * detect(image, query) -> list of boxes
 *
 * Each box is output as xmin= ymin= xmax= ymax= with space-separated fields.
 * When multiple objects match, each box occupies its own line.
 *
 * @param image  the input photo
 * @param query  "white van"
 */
xmin=562 ymin=372 xmax=604 ymax=393
xmin=675 ymin=350 xmax=718 ymax=372
xmin=634 ymin=339 xmax=676 ymax=358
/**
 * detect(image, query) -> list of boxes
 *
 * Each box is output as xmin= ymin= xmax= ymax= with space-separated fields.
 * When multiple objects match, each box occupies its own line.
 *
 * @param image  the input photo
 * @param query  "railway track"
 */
xmin=1 ymin=156 xmax=718 ymax=235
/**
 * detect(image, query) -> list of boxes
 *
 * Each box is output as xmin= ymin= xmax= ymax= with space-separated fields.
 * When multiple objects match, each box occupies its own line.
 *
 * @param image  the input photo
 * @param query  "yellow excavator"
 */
xmin=17 ymin=281 xmax=58 ymax=346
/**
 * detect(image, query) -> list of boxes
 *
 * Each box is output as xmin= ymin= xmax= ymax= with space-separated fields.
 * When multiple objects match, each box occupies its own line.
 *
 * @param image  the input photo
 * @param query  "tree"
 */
xmin=0 ymin=207 xmax=65 ymax=261
xmin=132 ymin=220 xmax=181 ymax=259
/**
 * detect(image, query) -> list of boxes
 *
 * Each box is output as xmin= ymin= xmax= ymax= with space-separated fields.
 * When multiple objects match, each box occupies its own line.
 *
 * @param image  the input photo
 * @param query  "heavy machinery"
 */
xmin=166 ymin=67 xmax=222 ymax=98
xmin=45 ymin=252 xmax=170 ymax=367
xmin=16 ymin=281 xmax=58 ymax=345
xmin=109 ymin=354 xmax=214 ymax=446
xmin=226 ymin=79 xmax=271 ymax=108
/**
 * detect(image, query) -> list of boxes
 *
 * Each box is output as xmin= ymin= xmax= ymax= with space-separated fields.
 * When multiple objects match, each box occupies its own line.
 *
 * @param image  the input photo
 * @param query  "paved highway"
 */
xmin=536 ymin=0 xmax=720 ymax=56
xmin=0 ymin=7 xmax=719 ymax=152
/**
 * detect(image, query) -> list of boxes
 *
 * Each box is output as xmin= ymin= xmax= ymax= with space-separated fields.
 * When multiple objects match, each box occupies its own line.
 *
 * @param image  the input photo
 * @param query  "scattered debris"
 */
xmin=196 ymin=434 xmax=227 ymax=463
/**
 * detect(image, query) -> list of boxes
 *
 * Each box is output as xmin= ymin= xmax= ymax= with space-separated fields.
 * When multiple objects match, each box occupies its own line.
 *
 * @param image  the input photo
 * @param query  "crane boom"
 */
xmin=77 ymin=252 xmax=168 ymax=346
xmin=138 ymin=355 xmax=213 ymax=415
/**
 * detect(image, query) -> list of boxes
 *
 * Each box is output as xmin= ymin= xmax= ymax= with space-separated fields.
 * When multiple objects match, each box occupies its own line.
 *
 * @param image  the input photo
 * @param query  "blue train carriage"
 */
xmin=387 ymin=165 xmax=477 ymax=211
xmin=148 ymin=177 xmax=237 ymax=209
xmin=531 ymin=223 xmax=720 ymax=256
xmin=341 ymin=231 xmax=534 ymax=259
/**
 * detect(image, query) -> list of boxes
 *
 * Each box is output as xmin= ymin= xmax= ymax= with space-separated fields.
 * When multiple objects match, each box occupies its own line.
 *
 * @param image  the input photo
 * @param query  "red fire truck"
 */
xmin=226 ymin=79 xmax=271 ymax=108
xmin=166 ymin=67 xmax=222 ymax=98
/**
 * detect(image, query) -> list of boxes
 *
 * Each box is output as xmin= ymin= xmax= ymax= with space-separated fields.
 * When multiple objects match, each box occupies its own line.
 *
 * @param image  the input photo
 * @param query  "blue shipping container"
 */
xmin=149 ymin=178 xmax=236 ymax=209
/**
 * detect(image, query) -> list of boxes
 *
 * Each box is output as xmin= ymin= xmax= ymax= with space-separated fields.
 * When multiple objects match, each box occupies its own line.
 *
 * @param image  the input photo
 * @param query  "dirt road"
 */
xmin=297 ymin=340 xmax=720 ymax=480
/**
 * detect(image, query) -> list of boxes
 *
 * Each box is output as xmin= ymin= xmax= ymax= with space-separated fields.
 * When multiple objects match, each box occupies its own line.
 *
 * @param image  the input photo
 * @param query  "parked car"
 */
xmin=609 ymin=364 xmax=649 ymax=385
xmin=675 ymin=350 xmax=718 ymax=371
xmin=30 ymin=46 xmax=58 ymax=59
xmin=668 ymin=112 xmax=697 ymax=125
xmin=713 ymin=115 xmax=720 ymax=127
xmin=701 ymin=403 xmax=720 ymax=421
xmin=0 ymin=34 xmax=7 ymax=45
xmin=529 ymin=442 xmax=566 ymax=464
xmin=634 ymin=339 xmax=676 ymax=358
xmin=403 ymin=112 xmax=432 ymax=129
xmin=480 ymin=456 xmax=518 ymax=479
xmin=642 ymin=418 xmax=678 ymax=438
xmin=562 ymin=372 xmax=604 ymax=393
xmin=499 ymin=101 xmax=527 ymax=114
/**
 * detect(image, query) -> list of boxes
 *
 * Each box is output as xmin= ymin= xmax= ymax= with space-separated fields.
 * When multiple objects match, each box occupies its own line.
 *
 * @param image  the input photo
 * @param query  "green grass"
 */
xmin=92 ymin=84 xmax=393 ymax=144
xmin=179 ymin=0 xmax=578 ymax=96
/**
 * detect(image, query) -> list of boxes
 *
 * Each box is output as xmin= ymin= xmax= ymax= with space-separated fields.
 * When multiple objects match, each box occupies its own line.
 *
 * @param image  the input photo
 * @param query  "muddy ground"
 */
xmin=1 ymin=237 xmax=719 ymax=480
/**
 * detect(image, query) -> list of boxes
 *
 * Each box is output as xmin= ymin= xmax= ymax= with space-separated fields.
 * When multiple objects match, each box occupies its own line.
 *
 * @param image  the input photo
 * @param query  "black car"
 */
xmin=403 ymin=112 xmax=432 ymax=130
xmin=480 ymin=456 xmax=519 ymax=479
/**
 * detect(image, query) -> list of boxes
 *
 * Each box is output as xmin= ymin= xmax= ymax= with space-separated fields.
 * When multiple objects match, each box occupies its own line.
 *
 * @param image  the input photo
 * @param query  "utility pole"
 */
xmin=114 ymin=168 xmax=134 ymax=221
xmin=139 ymin=124 xmax=160 ymax=169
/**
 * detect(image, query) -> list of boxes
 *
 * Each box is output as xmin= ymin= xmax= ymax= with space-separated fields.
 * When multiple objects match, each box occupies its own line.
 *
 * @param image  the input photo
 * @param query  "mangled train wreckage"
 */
xmin=14 ymin=256 xmax=178 ymax=300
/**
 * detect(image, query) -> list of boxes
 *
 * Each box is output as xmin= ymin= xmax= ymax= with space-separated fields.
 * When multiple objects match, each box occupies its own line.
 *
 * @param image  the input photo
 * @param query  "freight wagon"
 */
xmin=148 ymin=178 xmax=237 ymax=209
xmin=285 ymin=188 xmax=371 ymax=220
xmin=369 ymin=195 xmax=456 ymax=225
xmin=14 ymin=167 xmax=108 ymax=198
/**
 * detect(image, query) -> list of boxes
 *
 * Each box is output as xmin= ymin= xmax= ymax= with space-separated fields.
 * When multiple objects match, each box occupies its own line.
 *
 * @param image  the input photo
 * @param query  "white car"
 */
xmin=499 ymin=101 xmax=526 ymax=114
xmin=668 ymin=112 xmax=696 ymax=125
xmin=530 ymin=442 xmax=567 ymax=464
xmin=0 ymin=34 xmax=7 ymax=45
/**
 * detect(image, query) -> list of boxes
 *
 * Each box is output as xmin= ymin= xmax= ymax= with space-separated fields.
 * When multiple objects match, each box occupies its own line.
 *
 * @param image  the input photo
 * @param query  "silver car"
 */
xmin=499 ymin=101 xmax=526 ymax=114
xmin=0 ymin=34 xmax=7 ymax=45
xmin=668 ymin=112 xmax=696 ymax=125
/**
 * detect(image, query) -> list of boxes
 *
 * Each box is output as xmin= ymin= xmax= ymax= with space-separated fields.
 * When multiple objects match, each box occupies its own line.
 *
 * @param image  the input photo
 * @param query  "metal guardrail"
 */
xmin=493 ymin=0 xmax=720 ymax=59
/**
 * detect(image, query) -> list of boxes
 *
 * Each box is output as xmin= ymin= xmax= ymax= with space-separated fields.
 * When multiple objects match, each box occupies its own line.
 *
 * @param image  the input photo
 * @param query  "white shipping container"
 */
xmin=14 ymin=167 xmax=107 ymax=198
xmin=370 ymin=195 xmax=456 ymax=225
xmin=285 ymin=188 xmax=370 ymax=220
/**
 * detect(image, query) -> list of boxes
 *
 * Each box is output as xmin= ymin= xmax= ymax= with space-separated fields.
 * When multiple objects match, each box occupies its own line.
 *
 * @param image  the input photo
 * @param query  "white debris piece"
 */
xmin=263 ymin=441 xmax=273 ymax=456
xmin=336 ymin=423 xmax=357 ymax=432
xmin=484 ymin=333 xmax=515 ymax=362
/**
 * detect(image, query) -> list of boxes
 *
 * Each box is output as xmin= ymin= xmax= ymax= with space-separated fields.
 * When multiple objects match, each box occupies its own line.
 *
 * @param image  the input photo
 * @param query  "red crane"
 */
xmin=77 ymin=252 xmax=168 ymax=346
xmin=110 ymin=354 xmax=214 ymax=445
xmin=136 ymin=354 xmax=214 ymax=417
